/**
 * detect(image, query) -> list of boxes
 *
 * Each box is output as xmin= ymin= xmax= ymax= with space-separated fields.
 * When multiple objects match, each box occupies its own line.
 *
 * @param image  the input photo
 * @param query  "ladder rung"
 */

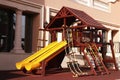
xmin=37 ymin=46 xmax=44 ymax=48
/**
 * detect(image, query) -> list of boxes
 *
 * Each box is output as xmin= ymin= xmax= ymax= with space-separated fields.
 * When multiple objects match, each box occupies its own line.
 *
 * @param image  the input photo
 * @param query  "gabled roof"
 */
xmin=46 ymin=6 xmax=108 ymax=30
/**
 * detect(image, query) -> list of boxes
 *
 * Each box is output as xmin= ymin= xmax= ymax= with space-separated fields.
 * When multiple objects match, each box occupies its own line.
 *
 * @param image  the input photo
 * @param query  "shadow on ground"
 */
xmin=0 ymin=70 xmax=28 ymax=80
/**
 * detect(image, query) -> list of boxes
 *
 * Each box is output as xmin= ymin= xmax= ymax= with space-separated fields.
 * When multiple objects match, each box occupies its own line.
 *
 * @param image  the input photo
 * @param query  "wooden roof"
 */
xmin=46 ymin=6 xmax=108 ymax=30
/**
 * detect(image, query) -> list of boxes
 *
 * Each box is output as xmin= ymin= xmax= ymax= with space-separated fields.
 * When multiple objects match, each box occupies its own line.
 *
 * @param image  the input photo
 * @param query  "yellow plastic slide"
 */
xmin=24 ymin=41 xmax=67 ymax=71
xmin=16 ymin=41 xmax=58 ymax=70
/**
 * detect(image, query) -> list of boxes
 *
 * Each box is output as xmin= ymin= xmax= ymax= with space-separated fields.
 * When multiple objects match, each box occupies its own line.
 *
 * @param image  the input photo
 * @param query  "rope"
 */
xmin=64 ymin=27 xmax=87 ymax=77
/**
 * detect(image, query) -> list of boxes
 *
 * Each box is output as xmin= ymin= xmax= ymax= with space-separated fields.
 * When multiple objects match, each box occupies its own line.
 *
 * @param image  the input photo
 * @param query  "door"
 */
xmin=0 ymin=9 xmax=15 ymax=52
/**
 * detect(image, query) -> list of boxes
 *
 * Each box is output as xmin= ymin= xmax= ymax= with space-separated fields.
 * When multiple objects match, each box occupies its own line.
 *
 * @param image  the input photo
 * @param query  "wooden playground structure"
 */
xmin=21 ymin=7 xmax=118 ymax=77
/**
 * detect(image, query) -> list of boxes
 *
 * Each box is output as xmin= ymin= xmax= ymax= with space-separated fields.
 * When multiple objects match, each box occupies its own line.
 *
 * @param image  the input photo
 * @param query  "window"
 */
xmin=74 ymin=0 xmax=88 ymax=5
xmin=93 ymin=0 xmax=110 ymax=11
xmin=72 ymin=0 xmax=110 ymax=12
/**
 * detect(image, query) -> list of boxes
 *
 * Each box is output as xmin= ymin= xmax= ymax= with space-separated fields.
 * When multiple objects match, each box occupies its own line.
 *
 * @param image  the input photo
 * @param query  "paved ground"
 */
xmin=0 ymin=69 xmax=120 ymax=80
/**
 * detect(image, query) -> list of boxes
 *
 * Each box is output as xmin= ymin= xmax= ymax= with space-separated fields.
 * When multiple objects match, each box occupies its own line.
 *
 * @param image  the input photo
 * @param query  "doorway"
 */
xmin=0 ymin=8 xmax=34 ymax=53
xmin=23 ymin=14 xmax=33 ymax=53
xmin=0 ymin=9 xmax=15 ymax=52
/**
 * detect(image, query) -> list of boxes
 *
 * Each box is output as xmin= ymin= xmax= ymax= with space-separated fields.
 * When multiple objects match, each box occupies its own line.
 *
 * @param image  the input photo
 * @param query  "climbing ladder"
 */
xmin=87 ymin=43 xmax=110 ymax=74
xmin=37 ymin=29 xmax=48 ymax=50
xmin=76 ymin=42 xmax=110 ymax=76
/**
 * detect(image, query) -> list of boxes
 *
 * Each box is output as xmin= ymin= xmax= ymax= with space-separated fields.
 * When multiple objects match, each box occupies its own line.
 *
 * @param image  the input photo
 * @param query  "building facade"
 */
xmin=0 ymin=0 xmax=120 ymax=70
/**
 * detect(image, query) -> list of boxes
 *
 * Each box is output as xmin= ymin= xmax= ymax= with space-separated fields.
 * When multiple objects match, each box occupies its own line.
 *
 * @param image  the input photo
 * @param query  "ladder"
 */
xmin=87 ymin=43 xmax=110 ymax=74
xmin=37 ymin=29 xmax=48 ymax=50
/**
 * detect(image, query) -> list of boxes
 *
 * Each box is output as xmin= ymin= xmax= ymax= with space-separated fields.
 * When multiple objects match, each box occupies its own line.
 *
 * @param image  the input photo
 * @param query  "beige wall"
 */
xmin=44 ymin=0 xmax=120 ymax=26
xmin=29 ymin=0 xmax=45 ymax=5
xmin=110 ymin=1 xmax=120 ymax=25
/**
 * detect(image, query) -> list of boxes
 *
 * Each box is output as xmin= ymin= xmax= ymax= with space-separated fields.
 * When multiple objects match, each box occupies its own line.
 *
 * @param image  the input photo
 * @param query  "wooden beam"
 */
xmin=46 ymin=25 xmax=87 ymax=31
xmin=55 ymin=15 xmax=74 ymax=19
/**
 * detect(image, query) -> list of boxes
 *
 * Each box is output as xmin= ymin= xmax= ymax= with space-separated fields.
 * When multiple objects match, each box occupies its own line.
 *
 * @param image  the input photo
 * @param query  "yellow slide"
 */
xmin=16 ymin=41 xmax=58 ymax=70
xmin=24 ymin=41 xmax=67 ymax=71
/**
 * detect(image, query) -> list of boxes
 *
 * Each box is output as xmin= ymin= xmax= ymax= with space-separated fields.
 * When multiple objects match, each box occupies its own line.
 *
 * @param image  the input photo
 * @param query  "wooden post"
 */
xmin=110 ymin=40 xmax=118 ymax=70
xmin=41 ymin=60 xmax=46 ymax=76
xmin=51 ymin=31 xmax=57 ymax=42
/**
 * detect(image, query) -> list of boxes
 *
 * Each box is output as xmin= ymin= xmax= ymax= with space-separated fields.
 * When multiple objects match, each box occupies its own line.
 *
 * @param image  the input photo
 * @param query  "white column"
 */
xmin=11 ymin=9 xmax=24 ymax=53
xmin=107 ymin=30 xmax=112 ymax=42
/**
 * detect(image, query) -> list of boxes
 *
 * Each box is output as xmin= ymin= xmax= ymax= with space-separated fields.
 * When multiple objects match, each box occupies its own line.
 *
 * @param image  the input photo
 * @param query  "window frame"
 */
xmin=72 ymin=0 xmax=111 ymax=12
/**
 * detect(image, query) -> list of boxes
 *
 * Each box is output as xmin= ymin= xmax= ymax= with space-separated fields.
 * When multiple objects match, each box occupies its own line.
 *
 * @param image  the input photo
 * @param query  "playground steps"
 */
xmin=89 ymin=43 xmax=110 ymax=74
xmin=83 ymin=43 xmax=110 ymax=75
